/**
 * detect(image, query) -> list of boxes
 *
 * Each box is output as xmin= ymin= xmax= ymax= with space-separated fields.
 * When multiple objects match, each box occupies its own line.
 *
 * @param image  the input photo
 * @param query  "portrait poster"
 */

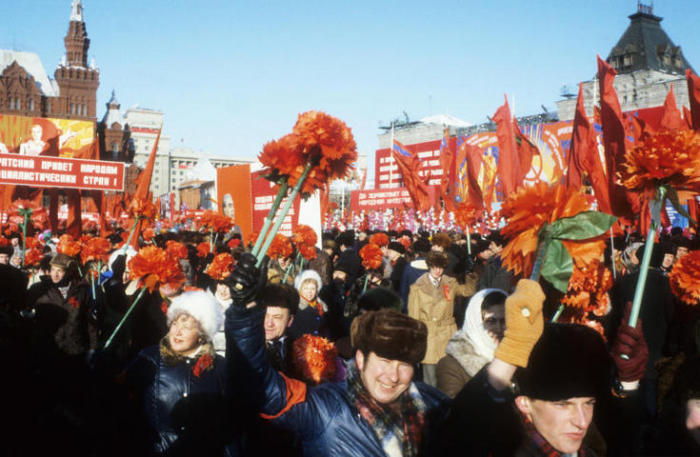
xmin=216 ymin=164 xmax=253 ymax=241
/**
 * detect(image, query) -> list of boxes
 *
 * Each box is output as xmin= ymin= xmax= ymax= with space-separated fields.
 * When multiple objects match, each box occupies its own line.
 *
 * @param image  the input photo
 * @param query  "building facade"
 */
xmin=556 ymin=3 xmax=694 ymax=120
xmin=0 ymin=0 xmax=99 ymax=121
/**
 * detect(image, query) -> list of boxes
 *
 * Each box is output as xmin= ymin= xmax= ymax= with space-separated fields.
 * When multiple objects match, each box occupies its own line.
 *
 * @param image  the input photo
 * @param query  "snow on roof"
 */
xmin=185 ymin=156 xmax=217 ymax=182
xmin=419 ymin=114 xmax=472 ymax=128
xmin=0 ymin=50 xmax=59 ymax=97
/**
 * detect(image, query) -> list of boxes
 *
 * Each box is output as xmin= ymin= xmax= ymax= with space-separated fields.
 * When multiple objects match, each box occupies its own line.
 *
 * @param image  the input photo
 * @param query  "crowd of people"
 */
xmin=1 ymin=222 xmax=699 ymax=456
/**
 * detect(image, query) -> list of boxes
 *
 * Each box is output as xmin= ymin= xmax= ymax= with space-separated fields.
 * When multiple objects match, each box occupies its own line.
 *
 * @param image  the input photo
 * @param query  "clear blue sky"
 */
xmin=3 ymin=0 xmax=699 ymax=168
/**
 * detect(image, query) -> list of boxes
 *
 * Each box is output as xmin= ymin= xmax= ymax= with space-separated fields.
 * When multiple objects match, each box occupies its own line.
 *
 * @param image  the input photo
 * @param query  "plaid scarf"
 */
xmin=522 ymin=414 xmax=587 ymax=457
xmin=346 ymin=363 xmax=426 ymax=457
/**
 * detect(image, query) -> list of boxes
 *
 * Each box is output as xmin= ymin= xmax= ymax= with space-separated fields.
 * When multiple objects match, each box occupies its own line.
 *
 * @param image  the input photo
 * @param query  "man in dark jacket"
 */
xmin=434 ymin=280 xmax=648 ymax=457
xmin=225 ymin=253 xmax=450 ymax=457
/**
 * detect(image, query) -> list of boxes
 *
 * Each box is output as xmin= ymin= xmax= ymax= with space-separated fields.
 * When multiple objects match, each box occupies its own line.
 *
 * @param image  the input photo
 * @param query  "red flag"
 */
xmin=659 ymin=86 xmax=684 ymax=130
xmin=65 ymin=189 xmax=82 ymax=238
xmin=439 ymin=128 xmax=456 ymax=210
xmin=513 ymin=121 xmax=539 ymax=184
xmin=565 ymin=83 xmax=611 ymax=213
xmin=134 ymin=127 xmax=162 ymax=201
xmin=597 ymin=55 xmax=634 ymax=218
xmin=687 ymin=70 xmax=700 ymax=131
xmin=683 ymin=106 xmax=694 ymax=131
xmin=391 ymin=139 xmax=431 ymax=211
xmin=493 ymin=95 xmax=521 ymax=196
xmin=457 ymin=139 xmax=484 ymax=210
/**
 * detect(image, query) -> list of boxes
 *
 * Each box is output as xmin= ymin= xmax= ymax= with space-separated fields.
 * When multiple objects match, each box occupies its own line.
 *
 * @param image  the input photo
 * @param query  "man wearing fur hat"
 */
xmin=408 ymin=251 xmax=475 ymax=387
xmin=225 ymin=252 xmax=450 ymax=457
xmin=434 ymin=279 xmax=649 ymax=457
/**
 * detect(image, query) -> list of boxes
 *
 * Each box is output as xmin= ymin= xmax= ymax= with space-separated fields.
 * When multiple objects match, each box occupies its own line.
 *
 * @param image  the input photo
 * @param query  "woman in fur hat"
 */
xmin=125 ymin=290 xmax=239 ymax=456
xmin=288 ymin=269 xmax=327 ymax=340
xmin=436 ymin=288 xmax=506 ymax=398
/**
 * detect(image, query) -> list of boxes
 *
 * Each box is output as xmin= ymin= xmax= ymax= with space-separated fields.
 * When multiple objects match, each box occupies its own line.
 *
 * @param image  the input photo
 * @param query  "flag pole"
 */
xmin=389 ymin=122 xmax=395 ymax=188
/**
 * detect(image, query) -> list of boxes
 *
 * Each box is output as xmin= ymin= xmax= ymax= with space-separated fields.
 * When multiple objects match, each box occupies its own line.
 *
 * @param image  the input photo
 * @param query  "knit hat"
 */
xmin=387 ymin=241 xmax=406 ymax=255
xmin=294 ymin=269 xmax=323 ymax=292
xmin=167 ymin=290 xmax=223 ymax=343
xmin=351 ymin=309 xmax=427 ymax=364
xmin=50 ymin=253 xmax=75 ymax=271
xmin=517 ymin=323 xmax=611 ymax=401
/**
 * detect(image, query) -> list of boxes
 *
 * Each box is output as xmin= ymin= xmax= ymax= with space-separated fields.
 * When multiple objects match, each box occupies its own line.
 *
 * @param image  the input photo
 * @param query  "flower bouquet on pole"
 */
xmin=619 ymin=129 xmax=700 ymax=327
xmin=123 ymin=198 xmax=157 ymax=252
xmin=80 ymin=236 xmax=112 ymax=299
xmin=292 ymin=224 xmax=318 ymax=271
xmin=104 ymin=245 xmax=185 ymax=349
xmin=499 ymin=182 xmax=617 ymax=320
xmin=669 ymin=250 xmax=700 ymax=307
xmin=9 ymin=199 xmax=46 ymax=267
xmin=200 ymin=210 xmax=234 ymax=251
xmin=454 ymin=202 xmax=481 ymax=255
xmin=359 ymin=242 xmax=383 ymax=292
xmin=250 ymin=111 xmax=357 ymax=269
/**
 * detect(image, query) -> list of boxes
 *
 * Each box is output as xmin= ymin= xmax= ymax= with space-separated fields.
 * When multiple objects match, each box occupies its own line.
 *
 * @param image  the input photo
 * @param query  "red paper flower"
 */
xmin=267 ymin=234 xmax=293 ymax=260
xmin=142 ymin=227 xmax=156 ymax=242
xmin=292 ymin=225 xmax=318 ymax=260
xmin=499 ymin=182 xmax=594 ymax=277
xmin=227 ymin=238 xmax=241 ymax=249
xmin=200 ymin=210 xmax=234 ymax=234
xmin=0 ymin=237 xmax=7 ymax=247
xmin=192 ymin=353 xmax=214 ymax=377
xmin=454 ymin=202 xmax=480 ymax=229
xmin=398 ymin=235 xmax=412 ymax=250
xmin=619 ymin=129 xmax=700 ymax=197
xmin=442 ymin=284 xmax=450 ymax=300
xmin=196 ymin=242 xmax=210 ymax=258
xmin=128 ymin=246 xmax=185 ymax=293
xmin=669 ymin=250 xmax=700 ymax=306
xmin=24 ymin=248 xmax=44 ymax=267
xmin=205 ymin=253 xmax=234 ymax=281
xmin=127 ymin=198 xmax=156 ymax=220
xmin=57 ymin=234 xmax=82 ymax=257
xmin=165 ymin=240 xmax=188 ymax=259
xmin=246 ymin=232 xmax=258 ymax=247
xmin=359 ymin=243 xmax=383 ymax=271
xmin=291 ymin=334 xmax=338 ymax=385
xmin=68 ymin=296 xmax=80 ymax=309
xmin=80 ymin=237 xmax=111 ymax=264
xmin=369 ymin=233 xmax=389 ymax=247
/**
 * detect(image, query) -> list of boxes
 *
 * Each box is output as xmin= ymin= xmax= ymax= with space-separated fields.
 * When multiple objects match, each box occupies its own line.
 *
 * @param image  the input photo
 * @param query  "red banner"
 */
xmin=0 ymin=152 xmax=124 ymax=191
xmin=350 ymin=186 xmax=439 ymax=212
xmin=251 ymin=171 xmax=300 ymax=237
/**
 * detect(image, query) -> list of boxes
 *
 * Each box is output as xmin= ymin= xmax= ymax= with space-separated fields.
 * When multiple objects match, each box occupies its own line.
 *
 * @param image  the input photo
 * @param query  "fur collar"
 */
xmin=444 ymin=330 xmax=490 ymax=377
xmin=159 ymin=336 xmax=215 ymax=368
xmin=409 ymin=259 xmax=428 ymax=270
xmin=298 ymin=296 xmax=328 ymax=312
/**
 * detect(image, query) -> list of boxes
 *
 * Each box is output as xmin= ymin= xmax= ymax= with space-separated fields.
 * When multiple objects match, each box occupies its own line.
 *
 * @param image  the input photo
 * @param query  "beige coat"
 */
xmin=408 ymin=273 xmax=473 ymax=364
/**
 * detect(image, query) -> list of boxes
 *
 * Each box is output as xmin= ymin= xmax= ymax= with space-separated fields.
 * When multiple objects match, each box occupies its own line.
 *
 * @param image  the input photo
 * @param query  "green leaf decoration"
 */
xmin=547 ymin=211 xmax=617 ymax=240
xmin=666 ymin=187 xmax=697 ymax=227
xmin=540 ymin=239 xmax=573 ymax=293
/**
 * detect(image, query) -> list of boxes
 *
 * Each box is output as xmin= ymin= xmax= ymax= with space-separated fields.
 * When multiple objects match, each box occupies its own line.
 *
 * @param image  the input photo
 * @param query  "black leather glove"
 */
xmin=226 ymin=253 xmax=267 ymax=309
xmin=111 ymin=254 xmax=126 ymax=280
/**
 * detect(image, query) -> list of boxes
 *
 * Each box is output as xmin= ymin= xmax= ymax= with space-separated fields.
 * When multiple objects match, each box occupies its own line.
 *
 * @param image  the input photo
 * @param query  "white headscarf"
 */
xmin=463 ymin=288 xmax=507 ymax=360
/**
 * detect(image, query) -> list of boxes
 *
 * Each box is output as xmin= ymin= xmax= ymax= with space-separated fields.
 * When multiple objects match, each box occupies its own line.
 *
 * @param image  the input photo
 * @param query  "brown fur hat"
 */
xmin=50 ymin=253 xmax=75 ymax=271
xmin=431 ymin=232 xmax=452 ymax=250
xmin=350 ymin=309 xmax=427 ymax=364
xmin=425 ymin=250 xmax=449 ymax=269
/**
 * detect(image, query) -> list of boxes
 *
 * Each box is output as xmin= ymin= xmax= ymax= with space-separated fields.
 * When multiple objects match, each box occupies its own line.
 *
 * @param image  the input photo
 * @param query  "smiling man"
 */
xmin=225 ymin=253 xmax=450 ymax=457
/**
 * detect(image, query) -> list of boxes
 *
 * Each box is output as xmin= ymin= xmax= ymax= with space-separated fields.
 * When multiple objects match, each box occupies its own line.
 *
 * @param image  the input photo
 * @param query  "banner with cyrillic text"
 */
xmin=0 ymin=153 xmax=124 ymax=191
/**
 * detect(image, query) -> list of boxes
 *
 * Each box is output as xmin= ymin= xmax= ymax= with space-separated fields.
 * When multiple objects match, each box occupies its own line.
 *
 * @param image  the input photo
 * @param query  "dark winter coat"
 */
xmin=399 ymin=257 xmax=429 ymax=309
xmin=225 ymin=305 xmax=450 ymax=457
xmin=126 ymin=344 xmax=240 ymax=456
xmin=29 ymin=276 xmax=95 ymax=356
xmin=477 ymin=256 xmax=515 ymax=293
xmin=389 ymin=255 xmax=408 ymax=292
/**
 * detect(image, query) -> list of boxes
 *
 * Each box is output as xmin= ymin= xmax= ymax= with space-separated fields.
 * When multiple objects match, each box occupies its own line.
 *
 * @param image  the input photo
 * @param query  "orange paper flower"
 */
xmin=669 ymin=250 xmax=700 ymax=306
xmin=454 ymin=202 xmax=480 ymax=229
xmin=292 ymin=225 xmax=318 ymax=260
xmin=196 ymin=242 xmax=210 ymax=258
xmin=57 ymin=234 xmax=82 ymax=258
xmin=24 ymin=248 xmax=44 ymax=267
xmin=359 ymin=242 xmax=383 ymax=271
xmin=561 ymin=261 xmax=613 ymax=316
xmin=200 ymin=210 xmax=234 ymax=234
xmin=267 ymin=234 xmax=293 ymax=260
xmin=205 ymin=253 xmax=234 ymax=281
xmin=291 ymin=334 xmax=338 ymax=385
xmin=80 ymin=237 xmax=112 ymax=264
xmin=499 ymin=182 xmax=592 ymax=277
xmin=128 ymin=246 xmax=185 ymax=293
xmin=127 ymin=198 xmax=156 ymax=220
xmin=369 ymin=233 xmax=389 ymax=247
xmin=619 ymin=129 xmax=700 ymax=197
xmin=165 ymin=240 xmax=188 ymax=259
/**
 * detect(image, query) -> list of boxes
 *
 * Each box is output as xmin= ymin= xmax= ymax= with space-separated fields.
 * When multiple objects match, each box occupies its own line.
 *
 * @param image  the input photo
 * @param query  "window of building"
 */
xmin=46 ymin=100 xmax=51 ymax=114
xmin=70 ymin=103 xmax=74 ymax=115
xmin=28 ymin=99 xmax=34 ymax=111
xmin=16 ymin=98 xmax=21 ymax=110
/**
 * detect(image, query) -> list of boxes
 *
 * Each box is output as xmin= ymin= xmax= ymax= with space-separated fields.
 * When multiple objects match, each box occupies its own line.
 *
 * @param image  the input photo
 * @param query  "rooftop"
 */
xmin=0 ymin=50 xmax=59 ymax=97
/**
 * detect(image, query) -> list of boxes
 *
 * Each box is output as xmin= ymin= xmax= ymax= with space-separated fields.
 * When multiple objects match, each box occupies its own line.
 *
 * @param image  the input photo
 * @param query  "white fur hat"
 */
xmin=167 ymin=290 xmax=223 ymax=343
xmin=108 ymin=246 xmax=137 ymax=272
xmin=294 ymin=269 xmax=322 ymax=292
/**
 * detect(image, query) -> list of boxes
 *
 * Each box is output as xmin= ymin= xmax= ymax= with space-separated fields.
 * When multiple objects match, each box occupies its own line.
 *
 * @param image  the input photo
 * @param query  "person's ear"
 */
xmin=355 ymin=350 xmax=365 ymax=371
xmin=515 ymin=396 xmax=532 ymax=418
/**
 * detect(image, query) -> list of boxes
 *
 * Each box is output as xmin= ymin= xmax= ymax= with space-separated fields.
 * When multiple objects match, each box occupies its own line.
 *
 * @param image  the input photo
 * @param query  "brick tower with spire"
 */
xmin=54 ymin=0 xmax=99 ymax=120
